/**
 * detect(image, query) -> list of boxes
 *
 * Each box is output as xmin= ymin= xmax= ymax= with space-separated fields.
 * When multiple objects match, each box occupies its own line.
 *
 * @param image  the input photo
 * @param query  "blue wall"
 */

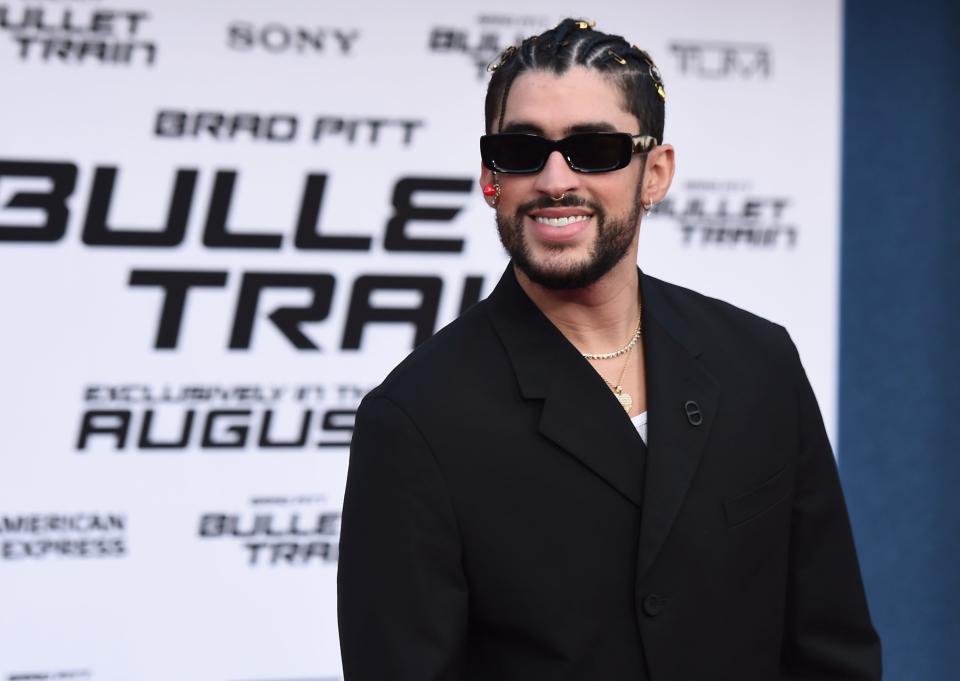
xmin=840 ymin=1 xmax=960 ymax=678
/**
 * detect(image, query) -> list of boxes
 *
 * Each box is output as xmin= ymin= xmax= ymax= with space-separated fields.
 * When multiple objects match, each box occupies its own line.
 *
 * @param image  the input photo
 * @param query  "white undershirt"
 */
xmin=630 ymin=411 xmax=648 ymax=445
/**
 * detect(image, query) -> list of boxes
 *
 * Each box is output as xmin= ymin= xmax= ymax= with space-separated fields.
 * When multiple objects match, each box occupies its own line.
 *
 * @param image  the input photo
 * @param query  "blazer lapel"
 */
xmin=486 ymin=266 xmax=646 ymax=507
xmin=636 ymin=274 xmax=720 ymax=578
xmin=538 ymin=364 xmax=647 ymax=507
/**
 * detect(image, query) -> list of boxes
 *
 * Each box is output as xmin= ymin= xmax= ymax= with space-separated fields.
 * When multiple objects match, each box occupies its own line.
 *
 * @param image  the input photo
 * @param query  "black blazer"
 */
xmin=338 ymin=265 xmax=880 ymax=681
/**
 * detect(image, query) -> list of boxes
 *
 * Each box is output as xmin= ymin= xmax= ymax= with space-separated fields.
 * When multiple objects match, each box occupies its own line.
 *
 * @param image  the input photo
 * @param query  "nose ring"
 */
xmin=550 ymin=193 xmax=566 ymax=202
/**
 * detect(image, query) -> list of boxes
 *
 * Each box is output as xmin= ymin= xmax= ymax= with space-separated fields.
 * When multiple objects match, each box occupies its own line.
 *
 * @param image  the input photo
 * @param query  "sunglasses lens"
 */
xmin=481 ymin=134 xmax=547 ymax=173
xmin=564 ymin=134 xmax=632 ymax=172
xmin=480 ymin=133 xmax=636 ymax=174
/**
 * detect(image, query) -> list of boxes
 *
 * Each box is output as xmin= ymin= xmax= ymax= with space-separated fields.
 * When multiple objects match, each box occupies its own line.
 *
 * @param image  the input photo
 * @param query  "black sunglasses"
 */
xmin=480 ymin=132 xmax=657 ymax=174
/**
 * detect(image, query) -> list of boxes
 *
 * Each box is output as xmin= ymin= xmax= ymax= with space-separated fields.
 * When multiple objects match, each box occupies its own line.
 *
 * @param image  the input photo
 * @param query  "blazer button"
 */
xmin=643 ymin=594 xmax=665 ymax=617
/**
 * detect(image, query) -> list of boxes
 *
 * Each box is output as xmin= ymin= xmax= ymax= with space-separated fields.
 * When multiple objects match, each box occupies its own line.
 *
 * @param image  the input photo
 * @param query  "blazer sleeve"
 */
xmin=780 ymin=334 xmax=882 ymax=680
xmin=338 ymin=394 xmax=468 ymax=681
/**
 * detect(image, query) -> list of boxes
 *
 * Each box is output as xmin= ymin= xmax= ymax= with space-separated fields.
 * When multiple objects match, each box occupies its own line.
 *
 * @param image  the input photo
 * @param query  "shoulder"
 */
xmin=363 ymin=298 xmax=505 ymax=409
xmin=643 ymin=273 xmax=798 ymax=369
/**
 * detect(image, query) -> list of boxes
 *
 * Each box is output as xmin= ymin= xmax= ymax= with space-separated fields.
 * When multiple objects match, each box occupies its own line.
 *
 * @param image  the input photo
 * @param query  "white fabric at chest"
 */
xmin=631 ymin=411 xmax=648 ymax=445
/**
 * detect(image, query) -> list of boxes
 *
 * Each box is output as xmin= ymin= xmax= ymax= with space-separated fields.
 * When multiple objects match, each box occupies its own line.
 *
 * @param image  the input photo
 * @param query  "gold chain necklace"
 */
xmin=581 ymin=317 xmax=642 ymax=360
xmin=581 ymin=314 xmax=642 ymax=413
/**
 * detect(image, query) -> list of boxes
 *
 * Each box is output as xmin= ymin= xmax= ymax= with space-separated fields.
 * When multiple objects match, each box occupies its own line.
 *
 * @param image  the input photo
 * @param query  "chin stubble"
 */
xmin=495 ymin=192 xmax=643 ymax=290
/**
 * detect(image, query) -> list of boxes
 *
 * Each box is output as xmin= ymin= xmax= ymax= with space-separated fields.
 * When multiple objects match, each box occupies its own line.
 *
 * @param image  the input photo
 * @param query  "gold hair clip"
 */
xmin=487 ymin=45 xmax=517 ymax=72
xmin=637 ymin=51 xmax=667 ymax=101
xmin=648 ymin=64 xmax=666 ymax=100
xmin=575 ymin=20 xmax=596 ymax=29
xmin=607 ymin=49 xmax=627 ymax=65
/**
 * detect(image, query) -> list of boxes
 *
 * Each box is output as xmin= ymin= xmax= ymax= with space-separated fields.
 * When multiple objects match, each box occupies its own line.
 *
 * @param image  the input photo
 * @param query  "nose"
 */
xmin=533 ymin=150 xmax=580 ymax=199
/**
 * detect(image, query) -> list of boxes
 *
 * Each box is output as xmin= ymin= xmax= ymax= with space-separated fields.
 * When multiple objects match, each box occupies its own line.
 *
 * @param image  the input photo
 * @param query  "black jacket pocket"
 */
xmin=724 ymin=465 xmax=791 ymax=527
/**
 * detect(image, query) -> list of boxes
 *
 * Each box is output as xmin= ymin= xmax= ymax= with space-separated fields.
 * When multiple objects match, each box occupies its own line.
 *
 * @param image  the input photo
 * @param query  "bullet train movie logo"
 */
xmin=652 ymin=179 xmax=797 ymax=249
xmin=429 ymin=14 xmax=548 ymax=79
xmin=0 ymin=4 xmax=158 ymax=66
xmin=198 ymin=496 xmax=340 ymax=567
xmin=0 ymin=158 xmax=488 ymax=351
xmin=1 ymin=513 xmax=126 ymax=560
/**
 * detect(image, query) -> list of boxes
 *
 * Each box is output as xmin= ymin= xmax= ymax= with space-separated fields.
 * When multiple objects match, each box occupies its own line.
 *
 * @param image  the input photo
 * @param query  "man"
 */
xmin=338 ymin=19 xmax=880 ymax=681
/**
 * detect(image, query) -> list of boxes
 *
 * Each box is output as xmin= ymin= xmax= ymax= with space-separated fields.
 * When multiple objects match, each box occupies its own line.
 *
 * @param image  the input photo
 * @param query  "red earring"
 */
xmin=482 ymin=182 xmax=501 ymax=205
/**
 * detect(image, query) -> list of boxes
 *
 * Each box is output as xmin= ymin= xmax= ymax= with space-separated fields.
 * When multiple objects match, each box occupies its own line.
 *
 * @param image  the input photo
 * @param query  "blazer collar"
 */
xmin=486 ymin=265 xmax=646 ymax=507
xmin=486 ymin=264 xmax=719 ymax=576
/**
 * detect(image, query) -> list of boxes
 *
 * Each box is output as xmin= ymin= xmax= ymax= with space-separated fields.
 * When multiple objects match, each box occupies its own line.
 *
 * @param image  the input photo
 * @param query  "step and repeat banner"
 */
xmin=0 ymin=1 xmax=842 ymax=679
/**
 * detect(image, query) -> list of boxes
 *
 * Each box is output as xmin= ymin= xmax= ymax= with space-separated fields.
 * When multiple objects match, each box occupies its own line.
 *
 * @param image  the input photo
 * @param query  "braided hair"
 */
xmin=484 ymin=19 xmax=666 ymax=143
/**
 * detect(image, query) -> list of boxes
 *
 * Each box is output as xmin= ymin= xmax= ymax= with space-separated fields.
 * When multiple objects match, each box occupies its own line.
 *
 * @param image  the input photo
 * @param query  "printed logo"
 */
xmin=652 ymin=180 xmax=796 ymax=248
xmin=669 ymin=41 xmax=772 ymax=79
xmin=198 ymin=495 xmax=340 ymax=567
xmin=0 ymin=159 xmax=485 ymax=352
xmin=0 ymin=4 xmax=158 ymax=66
xmin=227 ymin=21 xmax=358 ymax=56
xmin=76 ymin=382 xmax=364 ymax=453
xmin=429 ymin=14 xmax=549 ymax=78
xmin=1 ymin=513 xmax=126 ymax=560
xmin=154 ymin=109 xmax=425 ymax=146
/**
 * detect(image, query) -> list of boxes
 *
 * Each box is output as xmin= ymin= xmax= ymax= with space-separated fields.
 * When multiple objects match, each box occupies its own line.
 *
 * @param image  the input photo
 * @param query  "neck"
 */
xmin=514 ymin=254 xmax=641 ymax=357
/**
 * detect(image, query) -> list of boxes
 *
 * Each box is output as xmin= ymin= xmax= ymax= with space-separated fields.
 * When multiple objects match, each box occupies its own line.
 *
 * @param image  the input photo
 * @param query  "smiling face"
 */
xmin=483 ymin=66 xmax=647 ymax=290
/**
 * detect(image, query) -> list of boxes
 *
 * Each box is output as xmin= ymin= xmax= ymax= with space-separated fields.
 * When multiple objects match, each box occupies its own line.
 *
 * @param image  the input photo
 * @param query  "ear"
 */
xmin=479 ymin=163 xmax=495 ymax=190
xmin=641 ymin=143 xmax=676 ymax=204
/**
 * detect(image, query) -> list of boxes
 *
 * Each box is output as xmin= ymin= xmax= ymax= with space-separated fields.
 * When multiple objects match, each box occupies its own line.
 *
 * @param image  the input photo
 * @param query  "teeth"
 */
xmin=533 ymin=215 xmax=590 ymax=227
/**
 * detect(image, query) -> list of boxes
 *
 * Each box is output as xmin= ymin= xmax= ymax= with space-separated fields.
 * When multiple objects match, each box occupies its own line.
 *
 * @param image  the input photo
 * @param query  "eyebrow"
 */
xmin=499 ymin=121 xmax=622 ymax=136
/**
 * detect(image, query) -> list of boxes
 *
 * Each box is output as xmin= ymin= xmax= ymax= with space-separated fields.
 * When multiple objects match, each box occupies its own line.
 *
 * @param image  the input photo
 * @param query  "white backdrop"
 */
xmin=0 ymin=1 xmax=842 ymax=679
